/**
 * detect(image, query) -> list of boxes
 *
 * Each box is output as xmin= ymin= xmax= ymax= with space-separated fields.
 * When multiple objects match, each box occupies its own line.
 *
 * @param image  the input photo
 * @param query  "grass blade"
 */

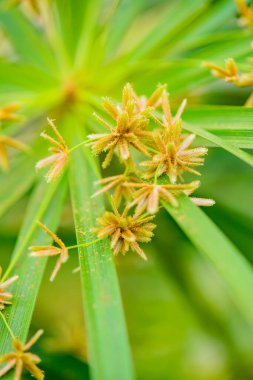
xmin=66 ymin=120 xmax=134 ymax=380
xmin=184 ymin=122 xmax=253 ymax=167
xmin=0 ymin=177 xmax=66 ymax=356
xmin=0 ymin=155 xmax=37 ymax=219
xmin=0 ymin=8 xmax=56 ymax=71
xmin=164 ymin=194 xmax=253 ymax=327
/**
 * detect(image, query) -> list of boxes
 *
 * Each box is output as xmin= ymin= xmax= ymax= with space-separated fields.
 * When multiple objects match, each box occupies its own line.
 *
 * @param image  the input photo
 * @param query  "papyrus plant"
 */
xmin=0 ymin=1 xmax=253 ymax=379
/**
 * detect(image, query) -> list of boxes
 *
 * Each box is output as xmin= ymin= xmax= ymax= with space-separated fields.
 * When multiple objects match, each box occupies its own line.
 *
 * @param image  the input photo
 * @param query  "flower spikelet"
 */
xmin=0 ymin=267 xmax=18 ymax=311
xmin=36 ymin=118 xmax=69 ymax=182
xmin=142 ymin=93 xmax=207 ymax=183
xmin=235 ymin=0 xmax=253 ymax=28
xmin=126 ymin=181 xmax=200 ymax=214
xmin=87 ymin=84 xmax=157 ymax=168
xmin=203 ymin=58 xmax=253 ymax=87
xmin=0 ymin=330 xmax=44 ymax=380
xmin=30 ymin=221 xmax=68 ymax=282
xmin=93 ymin=202 xmax=156 ymax=260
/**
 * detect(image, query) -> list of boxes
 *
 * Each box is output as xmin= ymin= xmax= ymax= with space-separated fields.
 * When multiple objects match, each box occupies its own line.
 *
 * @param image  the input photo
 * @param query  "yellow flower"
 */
xmin=141 ymin=128 xmax=207 ymax=183
xmin=126 ymin=181 xmax=200 ymax=213
xmin=0 ymin=135 xmax=28 ymax=171
xmin=30 ymin=221 xmax=68 ymax=282
xmin=203 ymin=58 xmax=253 ymax=87
xmin=0 ymin=267 xmax=18 ymax=311
xmin=0 ymin=330 xmax=44 ymax=380
xmin=93 ymin=203 xmax=156 ymax=260
xmin=235 ymin=0 xmax=253 ymax=28
xmin=88 ymin=111 xmax=151 ymax=168
xmin=141 ymin=91 xmax=208 ymax=182
xmin=119 ymin=82 xmax=166 ymax=113
xmin=87 ymin=84 xmax=160 ymax=168
xmin=36 ymin=118 xmax=69 ymax=183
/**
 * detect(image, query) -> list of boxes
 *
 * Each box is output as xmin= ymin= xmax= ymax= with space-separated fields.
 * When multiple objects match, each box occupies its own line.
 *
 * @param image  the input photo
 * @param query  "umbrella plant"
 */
xmin=0 ymin=0 xmax=253 ymax=379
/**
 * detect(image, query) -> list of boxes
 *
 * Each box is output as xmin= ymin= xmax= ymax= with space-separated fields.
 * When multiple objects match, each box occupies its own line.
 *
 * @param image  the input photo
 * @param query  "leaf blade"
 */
xmin=164 ymin=194 xmax=253 ymax=327
xmin=66 ymin=121 xmax=134 ymax=380
xmin=0 ymin=177 xmax=66 ymax=356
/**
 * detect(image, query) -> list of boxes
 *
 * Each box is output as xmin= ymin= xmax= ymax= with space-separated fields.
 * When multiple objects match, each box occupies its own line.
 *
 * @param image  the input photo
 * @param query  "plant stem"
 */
xmin=0 ymin=312 xmax=15 ymax=341
xmin=69 ymin=139 xmax=90 ymax=153
xmin=67 ymin=238 xmax=102 ymax=251
xmin=2 ymin=180 xmax=61 ymax=282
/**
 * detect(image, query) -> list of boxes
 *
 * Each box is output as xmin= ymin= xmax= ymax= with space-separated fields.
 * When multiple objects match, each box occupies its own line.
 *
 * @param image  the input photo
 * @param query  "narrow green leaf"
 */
xmin=165 ymin=0 xmax=236 ymax=55
xmin=0 ymin=8 xmax=56 ymax=71
xmin=128 ymin=0 xmax=209 ymax=61
xmin=184 ymin=122 xmax=253 ymax=167
xmin=66 ymin=120 xmax=134 ymax=380
xmin=164 ymin=194 xmax=253 ymax=327
xmin=74 ymin=0 xmax=101 ymax=70
xmin=184 ymin=106 xmax=253 ymax=131
xmin=0 ymin=155 xmax=36 ymax=219
xmin=0 ymin=176 xmax=66 ymax=357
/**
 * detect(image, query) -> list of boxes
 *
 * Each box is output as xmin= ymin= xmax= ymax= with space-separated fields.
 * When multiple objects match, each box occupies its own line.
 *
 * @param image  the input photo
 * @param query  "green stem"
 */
xmin=2 ymin=180 xmax=61 ymax=282
xmin=69 ymin=139 xmax=90 ymax=153
xmin=67 ymin=238 xmax=102 ymax=251
xmin=154 ymin=164 xmax=161 ymax=184
xmin=0 ymin=312 xmax=15 ymax=341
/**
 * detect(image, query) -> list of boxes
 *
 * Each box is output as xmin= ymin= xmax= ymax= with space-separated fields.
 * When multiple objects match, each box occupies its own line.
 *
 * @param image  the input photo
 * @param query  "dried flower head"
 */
xmin=0 ymin=135 xmax=28 ymax=171
xmin=142 ymin=93 xmax=207 ymax=183
xmin=120 ymin=83 xmax=166 ymax=114
xmin=236 ymin=0 xmax=253 ymax=28
xmin=92 ymin=173 xmax=139 ymax=207
xmin=0 ymin=104 xmax=20 ymax=122
xmin=126 ymin=181 xmax=200 ymax=214
xmin=30 ymin=221 xmax=68 ymax=282
xmin=36 ymin=118 xmax=69 ymax=182
xmin=203 ymin=58 xmax=253 ymax=87
xmin=0 ymin=267 xmax=18 ymax=311
xmin=203 ymin=58 xmax=239 ymax=83
xmin=0 ymin=330 xmax=44 ymax=380
xmin=93 ymin=203 xmax=156 ymax=260
xmin=141 ymin=130 xmax=207 ymax=183
xmin=87 ymin=84 xmax=156 ymax=168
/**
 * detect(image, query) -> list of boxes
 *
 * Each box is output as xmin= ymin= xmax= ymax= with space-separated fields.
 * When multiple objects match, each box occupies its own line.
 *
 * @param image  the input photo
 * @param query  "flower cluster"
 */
xmin=0 ymin=268 xmax=45 ymax=380
xmin=235 ymin=0 xmax=253 ymax=28
xmin=36 ymin=118 xmax=69 ymax=182
xmin=204 ymin=57 xmax=253 ymax=106
xmin=0 ymin=330 xmax=44 ymax=380
xmin=30 ymin=221 xmax=69 ymax=282
xmin=88 ymin=84 xmax=214 ymax=259
xmin=203 ymin=58 xmax=253 ymax=87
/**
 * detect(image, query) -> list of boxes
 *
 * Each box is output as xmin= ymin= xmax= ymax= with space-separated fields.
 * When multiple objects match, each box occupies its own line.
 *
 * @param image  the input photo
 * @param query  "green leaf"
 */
xmin=74 ymin=0 xmax=102 ymax=70
xmin=0 ymin=154 xmax=36 ymax=219
xmin=0 ymin=176 xmax=66 ymax=358
xmin=184 ymin=106 xmax=253 ymax=131
xmin=164 ymin=194 xmax=253 ymax=327
xmin=165 ymin=0 xmax=237 ymax=55
xmin=184 ymin=122 xmax=253 ymax=167
xmin=128 ymin=0 xmax=209 ymax=61
xmin=0 ymin=8 xmax=56 ymax=71
xmin=66 ymin=119 xmax=134 ymax=380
